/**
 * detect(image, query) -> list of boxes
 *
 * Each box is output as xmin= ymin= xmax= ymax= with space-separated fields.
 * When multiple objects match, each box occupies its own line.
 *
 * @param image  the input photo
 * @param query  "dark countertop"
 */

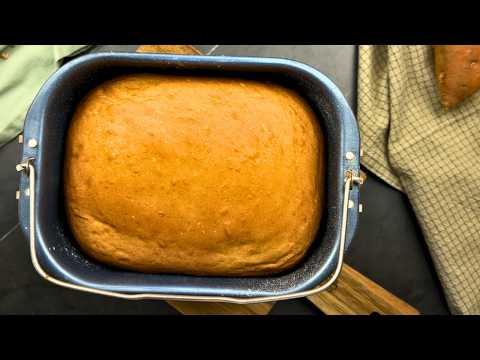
xmin=0 ymin=45 xmax=450 ymax=314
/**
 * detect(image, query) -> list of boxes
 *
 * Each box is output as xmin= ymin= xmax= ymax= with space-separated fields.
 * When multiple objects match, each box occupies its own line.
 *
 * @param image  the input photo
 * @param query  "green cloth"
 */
xmin=0 ymin=45 xmax=90 ymax=147
xmin=358 ymin=45 xmax=480 ymax=314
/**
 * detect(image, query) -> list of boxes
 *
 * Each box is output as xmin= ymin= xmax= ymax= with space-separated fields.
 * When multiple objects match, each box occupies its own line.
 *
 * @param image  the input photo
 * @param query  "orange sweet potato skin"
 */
xmin=433 ymin=45 xmax=480 ymax=109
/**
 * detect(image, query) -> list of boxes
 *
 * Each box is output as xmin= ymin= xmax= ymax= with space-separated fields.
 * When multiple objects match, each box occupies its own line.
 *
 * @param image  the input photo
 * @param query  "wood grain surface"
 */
xmin=307 ymin=265 xmax=419 ymax=315
xmin=137 ymin=45 xmax=201 ymax=55
xmin=135 ymin=44 xmax=420 ymax=316
xmin=165 ymin=301 xmax=274 ymax=315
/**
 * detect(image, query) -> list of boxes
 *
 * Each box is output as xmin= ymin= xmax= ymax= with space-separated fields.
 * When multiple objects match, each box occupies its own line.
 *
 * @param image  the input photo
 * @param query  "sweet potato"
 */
xmin=433 ymin=45 xmax=480 ymax=109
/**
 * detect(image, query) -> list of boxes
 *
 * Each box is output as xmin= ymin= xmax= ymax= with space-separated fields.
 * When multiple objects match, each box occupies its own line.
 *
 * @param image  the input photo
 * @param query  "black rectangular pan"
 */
xmin=17 ymin=53 xmax=362 ymax=303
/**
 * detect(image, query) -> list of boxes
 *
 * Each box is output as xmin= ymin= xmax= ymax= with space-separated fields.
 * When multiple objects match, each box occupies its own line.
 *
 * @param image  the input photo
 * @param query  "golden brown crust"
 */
xmin=64 ymin=74 xmax=325 ymax=276
xmin=433 ymin=45 xmax=480 ymax=109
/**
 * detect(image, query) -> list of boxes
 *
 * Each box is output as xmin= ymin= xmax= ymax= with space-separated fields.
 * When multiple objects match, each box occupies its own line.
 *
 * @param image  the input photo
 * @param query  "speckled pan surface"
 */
xmin=18 ymin=53 xmax=360 ymax=298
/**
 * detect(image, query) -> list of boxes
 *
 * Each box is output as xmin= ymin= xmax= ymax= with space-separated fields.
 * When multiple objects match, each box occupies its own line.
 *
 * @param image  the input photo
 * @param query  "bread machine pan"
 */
xmin=17 ymin=52 xmax=363 ymax=303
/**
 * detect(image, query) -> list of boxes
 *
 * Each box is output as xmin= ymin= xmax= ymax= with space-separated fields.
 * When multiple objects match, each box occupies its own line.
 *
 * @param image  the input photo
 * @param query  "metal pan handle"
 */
xmin=16 ymin=157 xmax=363 ymax=304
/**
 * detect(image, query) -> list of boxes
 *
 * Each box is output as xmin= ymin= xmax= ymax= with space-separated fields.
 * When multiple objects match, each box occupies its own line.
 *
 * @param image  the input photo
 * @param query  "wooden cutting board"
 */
xmin=307 ymin=264 xmax=419 ymax=315
xmin=135 ymin=45 xmax=420 ymax=315
xmin=138 ymin=45 xmax=202 ymax=55
xmin=162 ymin=263 xmax=419 ymax=315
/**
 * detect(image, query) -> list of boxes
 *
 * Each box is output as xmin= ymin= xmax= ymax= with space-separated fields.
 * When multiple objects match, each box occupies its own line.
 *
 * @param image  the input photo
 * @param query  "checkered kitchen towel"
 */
xmin=358 ymin=45 xmax=480 ymax=314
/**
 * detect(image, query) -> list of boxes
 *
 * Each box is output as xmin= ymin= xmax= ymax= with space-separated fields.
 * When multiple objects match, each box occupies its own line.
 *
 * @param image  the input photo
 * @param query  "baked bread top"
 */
xmin=64 ymin=74 xmax=325 ymax=276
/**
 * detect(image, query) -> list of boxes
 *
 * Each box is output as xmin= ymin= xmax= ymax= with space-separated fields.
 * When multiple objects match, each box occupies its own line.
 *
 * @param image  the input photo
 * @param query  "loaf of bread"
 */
xmin=64 ymin=74 xmax=325 ymax=276
xmin=433 ymin=45 xmax=480 ymax=109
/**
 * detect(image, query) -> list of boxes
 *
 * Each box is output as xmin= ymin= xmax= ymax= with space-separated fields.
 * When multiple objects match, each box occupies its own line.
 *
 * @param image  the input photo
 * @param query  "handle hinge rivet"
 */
xmin=28 ymin=139 xmax=38 ymax=148
xmin=346 ymin=151 xmax=355 ymax=161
